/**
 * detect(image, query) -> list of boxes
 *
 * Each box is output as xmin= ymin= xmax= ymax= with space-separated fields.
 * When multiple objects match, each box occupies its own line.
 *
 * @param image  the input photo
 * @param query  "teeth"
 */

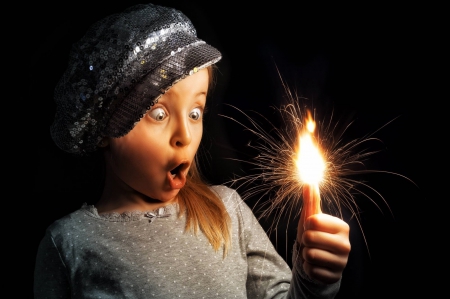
xmin=170 ymin=163 xmax=184 ymax=179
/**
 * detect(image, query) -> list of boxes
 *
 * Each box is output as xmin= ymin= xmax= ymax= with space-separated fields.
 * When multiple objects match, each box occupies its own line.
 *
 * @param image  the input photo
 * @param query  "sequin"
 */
xmin=50 ymin=3 xmax=222 ymax=155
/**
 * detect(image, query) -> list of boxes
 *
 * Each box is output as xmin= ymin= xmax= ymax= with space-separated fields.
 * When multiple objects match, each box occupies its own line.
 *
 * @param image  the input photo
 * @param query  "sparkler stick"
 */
xmin=298 ymin=184 xmax=321 ymax=254
xmin=302 ymin=184 xmax=322 ymax=217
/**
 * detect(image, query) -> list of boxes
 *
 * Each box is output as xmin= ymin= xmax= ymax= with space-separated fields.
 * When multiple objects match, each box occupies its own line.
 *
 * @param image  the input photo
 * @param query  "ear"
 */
xmin=98 ymin=138 xmax=109 ymax=148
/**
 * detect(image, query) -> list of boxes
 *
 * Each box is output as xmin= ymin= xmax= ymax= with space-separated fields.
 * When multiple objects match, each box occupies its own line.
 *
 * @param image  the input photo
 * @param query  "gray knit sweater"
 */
xmin=34 ymin=185 xmax=340 ymax=298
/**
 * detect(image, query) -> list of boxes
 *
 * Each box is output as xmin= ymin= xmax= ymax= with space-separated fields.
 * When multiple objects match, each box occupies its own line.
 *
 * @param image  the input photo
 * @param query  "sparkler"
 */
xmin=220 ymin=71 xmax=414 ymax=253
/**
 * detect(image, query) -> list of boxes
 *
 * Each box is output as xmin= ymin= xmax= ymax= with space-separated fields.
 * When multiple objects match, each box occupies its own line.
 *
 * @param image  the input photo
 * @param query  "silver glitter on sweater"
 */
xmin=51 ymin=3 xmax=222 ymax=155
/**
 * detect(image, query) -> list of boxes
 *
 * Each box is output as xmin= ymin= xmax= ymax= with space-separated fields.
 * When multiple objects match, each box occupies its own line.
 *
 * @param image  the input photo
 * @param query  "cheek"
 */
xmin=108 ymin=133 xmax=163 ymax=178
xmin=187 ymin=126 xmax=203 ymax=157
xmin=194 ymin=125 xmax=203 ymax=144
xmin=107 ymin=140 xmax=135 ymax=179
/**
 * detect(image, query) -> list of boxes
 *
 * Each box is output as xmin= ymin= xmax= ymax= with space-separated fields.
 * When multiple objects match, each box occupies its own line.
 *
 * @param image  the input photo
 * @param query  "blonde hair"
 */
xmin=177 ymin=159 xmax=231 ymax=257
xmin=177 ymin=65 xmax=231 ymax=257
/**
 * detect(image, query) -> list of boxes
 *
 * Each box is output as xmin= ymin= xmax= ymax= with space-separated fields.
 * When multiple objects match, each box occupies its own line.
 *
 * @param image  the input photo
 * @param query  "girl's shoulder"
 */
xmin=209 ymin=185 xmax=241 ymax=206
xmin=209 ymin=185 xmax=254 ymax=218
xmin=43 ymin=203 xmax=94 ymax=228
xmin=209 ymin=184 xmax=237 ymax=198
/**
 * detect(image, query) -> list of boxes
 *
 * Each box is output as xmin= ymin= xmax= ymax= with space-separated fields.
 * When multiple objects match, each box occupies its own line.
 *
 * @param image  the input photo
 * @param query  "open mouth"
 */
xmin=167 ymin=162 xmax=188 ymax=189
xmin=170 ymin=163 xmax=185 ymax=179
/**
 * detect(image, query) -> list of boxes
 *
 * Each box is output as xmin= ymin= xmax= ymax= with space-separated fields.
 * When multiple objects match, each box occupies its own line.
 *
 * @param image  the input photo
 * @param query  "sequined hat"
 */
xmin=51 ymin=3 xmax=222 ymax=155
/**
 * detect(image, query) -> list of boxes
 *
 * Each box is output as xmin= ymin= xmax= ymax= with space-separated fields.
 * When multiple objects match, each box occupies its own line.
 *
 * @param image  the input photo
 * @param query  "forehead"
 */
xmin=135 ymin=67 xmax=211 ymax=97
xmin=160 ymin=68 xmax=210 ymax=99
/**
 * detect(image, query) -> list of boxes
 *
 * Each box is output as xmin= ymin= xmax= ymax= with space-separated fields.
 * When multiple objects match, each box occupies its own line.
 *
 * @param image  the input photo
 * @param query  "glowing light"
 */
xmin=306 ymin=120 xmax=315 ymax=133
xmin=296 ymin=112 xmax=325 ymax=186
xmin=220 ymin=73 xmax=411 ymax=248
xmin=296 ymin=134 xmax=325 ymax=185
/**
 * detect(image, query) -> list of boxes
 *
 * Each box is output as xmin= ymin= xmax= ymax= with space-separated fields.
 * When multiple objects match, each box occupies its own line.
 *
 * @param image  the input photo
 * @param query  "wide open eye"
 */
xmin=148 ymin=107 xmax=167 ymax=121
xmin=189 ymin=108 xmax=202 ymax=120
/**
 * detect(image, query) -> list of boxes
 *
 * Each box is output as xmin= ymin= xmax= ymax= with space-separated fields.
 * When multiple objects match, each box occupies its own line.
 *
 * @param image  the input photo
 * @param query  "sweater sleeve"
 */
xmin=34 ymin=229 xmax=71 ymax=299
xmin=288 ymin=241 xmax=341 ymax=299
xmin=228 ymin=188 xmax=340 ymax=299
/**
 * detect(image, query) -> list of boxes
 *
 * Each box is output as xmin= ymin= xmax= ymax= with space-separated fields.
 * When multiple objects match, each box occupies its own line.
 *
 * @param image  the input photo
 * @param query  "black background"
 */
xmin=29 ymin=1 xmax=437 ymax=298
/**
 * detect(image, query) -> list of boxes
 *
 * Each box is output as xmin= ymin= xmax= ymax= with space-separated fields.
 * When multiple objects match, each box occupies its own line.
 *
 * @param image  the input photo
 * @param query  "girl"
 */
xmin=34 ymin=3 xmax=350 ymax=298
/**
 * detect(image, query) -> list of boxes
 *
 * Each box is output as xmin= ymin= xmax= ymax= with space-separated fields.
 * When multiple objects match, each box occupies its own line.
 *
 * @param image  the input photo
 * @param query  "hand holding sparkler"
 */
xmin=296 ymin=210 xmax=351 ymax=284
xmin=295 ymin=111 xmax=351 ymax=284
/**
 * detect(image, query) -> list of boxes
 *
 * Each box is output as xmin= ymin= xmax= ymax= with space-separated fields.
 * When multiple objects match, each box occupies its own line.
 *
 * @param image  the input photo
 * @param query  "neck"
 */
xmin=95 ymin=167 xmax=177 ymax=214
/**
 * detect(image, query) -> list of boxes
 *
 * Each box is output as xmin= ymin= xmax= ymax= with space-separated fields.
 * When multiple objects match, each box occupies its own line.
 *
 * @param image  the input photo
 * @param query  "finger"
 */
xmin=302 ymin=261 xmax=343 ymax=284
xmin=302 ymin=230 xmax=351 ymax=255
xmin=304 ymin=213 xmax=350 ymax=235
xmin=302 ymin=246 xmax=349 ymax=272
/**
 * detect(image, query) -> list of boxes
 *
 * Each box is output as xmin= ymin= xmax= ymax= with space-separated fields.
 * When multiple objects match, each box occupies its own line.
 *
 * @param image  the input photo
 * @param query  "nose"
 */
xmin=170 ymin=116 xmax=192 ymax=147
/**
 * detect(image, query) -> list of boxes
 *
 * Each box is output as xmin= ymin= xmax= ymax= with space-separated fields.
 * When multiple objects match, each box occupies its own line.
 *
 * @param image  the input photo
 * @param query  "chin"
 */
xmin=148 ymin=189 xmax=180 ymax=204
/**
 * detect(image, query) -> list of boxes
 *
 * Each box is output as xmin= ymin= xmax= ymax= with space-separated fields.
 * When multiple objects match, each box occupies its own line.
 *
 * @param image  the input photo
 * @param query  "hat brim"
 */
xmin=104 ymin=40 xmax=221 ymax=138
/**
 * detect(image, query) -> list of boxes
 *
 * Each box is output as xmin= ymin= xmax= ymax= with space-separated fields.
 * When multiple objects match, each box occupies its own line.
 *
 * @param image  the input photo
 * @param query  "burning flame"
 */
xmin=296 ymin=110 xmax=325 ymax=185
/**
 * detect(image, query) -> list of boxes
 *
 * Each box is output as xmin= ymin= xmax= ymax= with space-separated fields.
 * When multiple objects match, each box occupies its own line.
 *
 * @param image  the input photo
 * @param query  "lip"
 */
xmin=166 ymin=160 xmax=190 ymax=189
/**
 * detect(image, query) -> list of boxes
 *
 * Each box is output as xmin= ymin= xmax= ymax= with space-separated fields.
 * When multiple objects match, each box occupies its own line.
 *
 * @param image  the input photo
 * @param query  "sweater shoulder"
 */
xmin=43 ymin=204 xmax=92 ymax=237
xmin=209 ymin=185 xmax=241 ymax=207
xmin=209 ymin=185 xmax=255 ymax=219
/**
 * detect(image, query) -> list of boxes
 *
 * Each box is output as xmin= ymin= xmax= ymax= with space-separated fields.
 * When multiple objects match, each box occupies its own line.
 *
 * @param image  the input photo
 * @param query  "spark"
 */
xmin=219 ymin=71 xmax=416 ymax=256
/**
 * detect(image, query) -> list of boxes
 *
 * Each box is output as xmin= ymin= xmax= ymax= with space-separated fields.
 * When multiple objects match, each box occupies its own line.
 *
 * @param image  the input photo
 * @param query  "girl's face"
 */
xmin=104 ymin=68 xmax=209 ymax=204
